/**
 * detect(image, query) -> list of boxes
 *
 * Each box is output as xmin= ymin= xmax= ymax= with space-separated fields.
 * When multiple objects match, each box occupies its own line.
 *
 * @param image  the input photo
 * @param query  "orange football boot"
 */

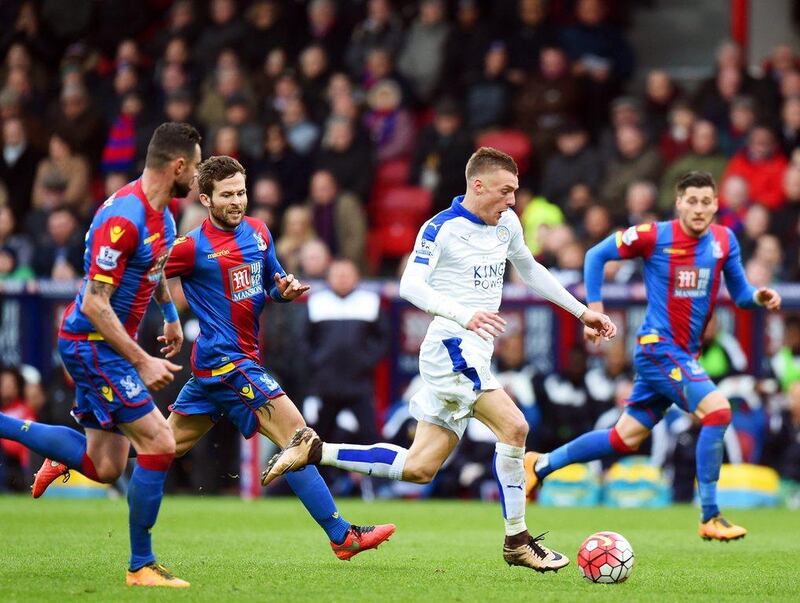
xmin=126 ymin=563 xmax=190 ymax=588
xmin=32 ymin=459 xmax=70 ymax=498
xmin=698 ymin=515 xmax=747 ymax=541
xmin=331 ymin=524 xmax=396 ymax=561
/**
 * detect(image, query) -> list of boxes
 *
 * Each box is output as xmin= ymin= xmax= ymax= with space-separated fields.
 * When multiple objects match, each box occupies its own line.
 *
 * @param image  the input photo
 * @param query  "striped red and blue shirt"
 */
xmin=60 ymin=179 xmax=176 ymax=340
xmin=165 ymin=216 xmax=288 ymax=376
xmin=584 ymin=220 xmax=758 ymax=354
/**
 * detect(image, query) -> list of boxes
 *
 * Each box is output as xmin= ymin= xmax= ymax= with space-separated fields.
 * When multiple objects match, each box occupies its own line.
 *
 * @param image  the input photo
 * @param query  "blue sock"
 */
xmin=697 ymin=424 xmax=726 ymax=522
xmin=127 ymin=462 xmax=168 ymax=570
xmin=0 ymin=414 xmax=86 ymax=468
xmin=536 ymin=429 xmax=615 ymax=479
xmin=285 ymin=466 xmax=351 ymax=544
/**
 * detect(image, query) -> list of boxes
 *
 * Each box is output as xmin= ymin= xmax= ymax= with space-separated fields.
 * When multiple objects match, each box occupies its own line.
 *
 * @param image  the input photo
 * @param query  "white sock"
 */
xmin=321 ymin=442 xmax=408 ymax=480
xmin=492 ymin=442 xmax=527 ymax=536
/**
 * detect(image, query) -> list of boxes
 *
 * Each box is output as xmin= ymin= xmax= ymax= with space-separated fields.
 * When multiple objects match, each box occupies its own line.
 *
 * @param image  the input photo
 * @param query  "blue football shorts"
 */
xmin=58 ymin=337 xmax=155 ymax=431
xmin=625 ymin=338 xmax=717 ymax=429
xmin=169 ymin=359 xmax=285 ymax=438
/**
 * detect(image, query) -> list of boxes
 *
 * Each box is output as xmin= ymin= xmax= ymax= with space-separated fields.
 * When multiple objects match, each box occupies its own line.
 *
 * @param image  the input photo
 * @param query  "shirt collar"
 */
xmin=451 ymin=195 xmax=485 ymax=225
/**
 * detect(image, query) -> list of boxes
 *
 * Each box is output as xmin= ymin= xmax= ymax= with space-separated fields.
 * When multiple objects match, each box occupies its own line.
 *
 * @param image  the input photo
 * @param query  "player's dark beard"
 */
xmin=210 ymin=201 xmax=244 ymax=229
xmin=172 ymin=178 xmax=191 ymax=198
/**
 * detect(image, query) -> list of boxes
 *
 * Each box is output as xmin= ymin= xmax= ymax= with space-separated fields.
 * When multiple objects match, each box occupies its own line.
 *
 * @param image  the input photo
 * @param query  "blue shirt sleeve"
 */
xmin=584 ymin=232 xmax=623 ymax=303
xmin=723 ymin=230 xmax=758 ymax=309
xmin=264 ymin=239 xmax=290 ymax=303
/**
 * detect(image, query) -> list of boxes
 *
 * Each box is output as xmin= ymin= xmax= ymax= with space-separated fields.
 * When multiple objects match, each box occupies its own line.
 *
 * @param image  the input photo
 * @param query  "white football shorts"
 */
xmin=409 ymin=329 xmax=501 ymax=439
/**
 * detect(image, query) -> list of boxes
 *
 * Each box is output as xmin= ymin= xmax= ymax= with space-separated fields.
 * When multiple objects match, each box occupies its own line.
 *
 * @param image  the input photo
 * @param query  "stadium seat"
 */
xmin=374 ymin=186 xmax=432 ymax=229
xmin=475 ymin=130 xmax=533 ymax=175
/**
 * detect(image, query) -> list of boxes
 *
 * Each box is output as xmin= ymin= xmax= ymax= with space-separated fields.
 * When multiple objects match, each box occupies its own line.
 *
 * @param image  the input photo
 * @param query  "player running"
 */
xmin=0 ymin=122 xmax=201 ymax=587
xmin=34 ymin=155 xmax=396 ymax=558
xmin=164 ymin=155 xmax=393 ymax=558
xmin=262 ymin=147 xmax=616 ymax=573
xmin=524 ymin=170 xmax=781 ymax=541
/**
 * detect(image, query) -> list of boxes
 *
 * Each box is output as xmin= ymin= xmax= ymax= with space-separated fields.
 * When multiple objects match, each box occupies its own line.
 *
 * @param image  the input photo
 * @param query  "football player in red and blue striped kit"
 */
xmin=526 ymin=171 xmax=781 ymax=541
xmin=0 ymin=122 xmax=202 ymax=587
xmin=163 ymin=155 xmax=395 ymax=559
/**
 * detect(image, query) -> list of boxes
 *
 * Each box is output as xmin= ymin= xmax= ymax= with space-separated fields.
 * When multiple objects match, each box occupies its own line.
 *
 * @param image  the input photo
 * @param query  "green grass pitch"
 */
xmin=0 ymin=496 xmax=797 ymax=602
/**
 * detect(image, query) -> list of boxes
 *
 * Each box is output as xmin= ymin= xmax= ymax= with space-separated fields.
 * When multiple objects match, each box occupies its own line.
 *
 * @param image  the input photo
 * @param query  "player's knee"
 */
xmin=610 ymin=426 xmax=641 ymax=454
xmin=402 ymin=461 xmax=438 ymax=484
xmin=94 ymin=463 xmax=124 ymax=484
xmin=149 ymin=424 xmax=177 ymax=456
xmin=500 ymin=418 xmax=528 ymax=447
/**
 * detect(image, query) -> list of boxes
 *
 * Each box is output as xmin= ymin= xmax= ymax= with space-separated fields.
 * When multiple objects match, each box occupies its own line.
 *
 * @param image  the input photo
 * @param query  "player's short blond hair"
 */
xmin=465 ymin=147 xmax=518 ymax=181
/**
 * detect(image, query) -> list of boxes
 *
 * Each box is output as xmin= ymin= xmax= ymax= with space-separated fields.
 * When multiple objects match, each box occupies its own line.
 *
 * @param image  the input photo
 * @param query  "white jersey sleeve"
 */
xmin=399 ymin=221 xmax=474 ymax=328
xmin=505 ymin=212 xmax=587 ymax=318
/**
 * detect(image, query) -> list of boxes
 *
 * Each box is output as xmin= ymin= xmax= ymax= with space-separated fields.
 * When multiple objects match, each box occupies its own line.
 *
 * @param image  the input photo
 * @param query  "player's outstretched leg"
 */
xmin=262 ymin=427 xmax=409 ymax=485
xmin=248 ymin=394 xmax=397 ymax=560
xmin=524 ymin=425 xmax=636 ymax=496
xmin=122 ymin=410 xmax=189 ymax=588
xmin=0 ymin=414 xmax=102 ymax=497
xmin=695 ymin=407 xmax=746 ymax=541
xmin=283 ymin=466 xmax=396 ymax=560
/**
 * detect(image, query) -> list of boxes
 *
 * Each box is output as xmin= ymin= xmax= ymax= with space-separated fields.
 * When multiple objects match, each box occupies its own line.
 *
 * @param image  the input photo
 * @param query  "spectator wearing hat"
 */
xmin=541 ymin=122 xmax=603 ymax=208
xmin=410 ymin=98 xmax=474 ymax=213
xmin=363 ymin=79 xmax=415 ymax=162
xmin=252 ymin=123 xmax=309 ymax=204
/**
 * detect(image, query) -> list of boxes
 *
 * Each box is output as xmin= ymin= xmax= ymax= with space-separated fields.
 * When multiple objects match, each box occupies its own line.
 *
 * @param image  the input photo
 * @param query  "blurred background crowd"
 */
xmin=0 ymin=0 xmax=799 ymax=502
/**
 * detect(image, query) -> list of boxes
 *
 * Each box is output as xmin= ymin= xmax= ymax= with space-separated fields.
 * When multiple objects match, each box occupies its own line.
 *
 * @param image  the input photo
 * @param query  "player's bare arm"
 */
xmin=154 ymin=274 xmax=184 ymax=358
xmin=82 ymin=279 xmax=181 ymax=390
xmin=274 ymin=272 xmax=310 ymax=301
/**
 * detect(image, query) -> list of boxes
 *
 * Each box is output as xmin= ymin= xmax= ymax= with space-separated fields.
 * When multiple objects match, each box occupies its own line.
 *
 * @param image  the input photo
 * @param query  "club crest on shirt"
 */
xmin=119 ymin=375 xmax=143 ymax=399
xmin=254 ymin=232 xmax=268 ymax=251
xmin=259 ymin=372 xmax=279 ymax=390
xmin=229 ymin=261 xmax=263 ymax=301
xmin=96 ymin=245 xmax=122 ymax=271
xmin=496 ymin=225 xmax=510 ymax=242
xmin=710 ymin=239 xmax=724 ymax=259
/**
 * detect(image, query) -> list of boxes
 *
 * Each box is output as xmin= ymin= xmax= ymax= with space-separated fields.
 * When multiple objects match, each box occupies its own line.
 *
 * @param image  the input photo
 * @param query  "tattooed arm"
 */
xmin=81 ymin=279 xmax=181 ymax=389
xmin=153 ymin=274 xmax=184 ymax=358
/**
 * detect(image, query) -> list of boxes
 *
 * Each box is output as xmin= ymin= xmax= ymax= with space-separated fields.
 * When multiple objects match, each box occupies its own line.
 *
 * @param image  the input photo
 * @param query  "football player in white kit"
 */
xmin=262 ymin=147 xmax=617 ymax=572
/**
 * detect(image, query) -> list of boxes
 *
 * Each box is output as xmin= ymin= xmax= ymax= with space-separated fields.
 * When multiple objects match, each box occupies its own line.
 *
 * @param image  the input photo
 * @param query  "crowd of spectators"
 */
xmin=0 ymin=0 xmax=795 ymax=284
xmin=1 ymin=0 xmax=800 ymax=497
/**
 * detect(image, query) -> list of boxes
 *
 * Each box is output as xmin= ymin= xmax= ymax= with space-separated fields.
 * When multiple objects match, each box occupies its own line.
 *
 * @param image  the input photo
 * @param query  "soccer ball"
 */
xmin=577 ymin=531 xmax=635 ymax=584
